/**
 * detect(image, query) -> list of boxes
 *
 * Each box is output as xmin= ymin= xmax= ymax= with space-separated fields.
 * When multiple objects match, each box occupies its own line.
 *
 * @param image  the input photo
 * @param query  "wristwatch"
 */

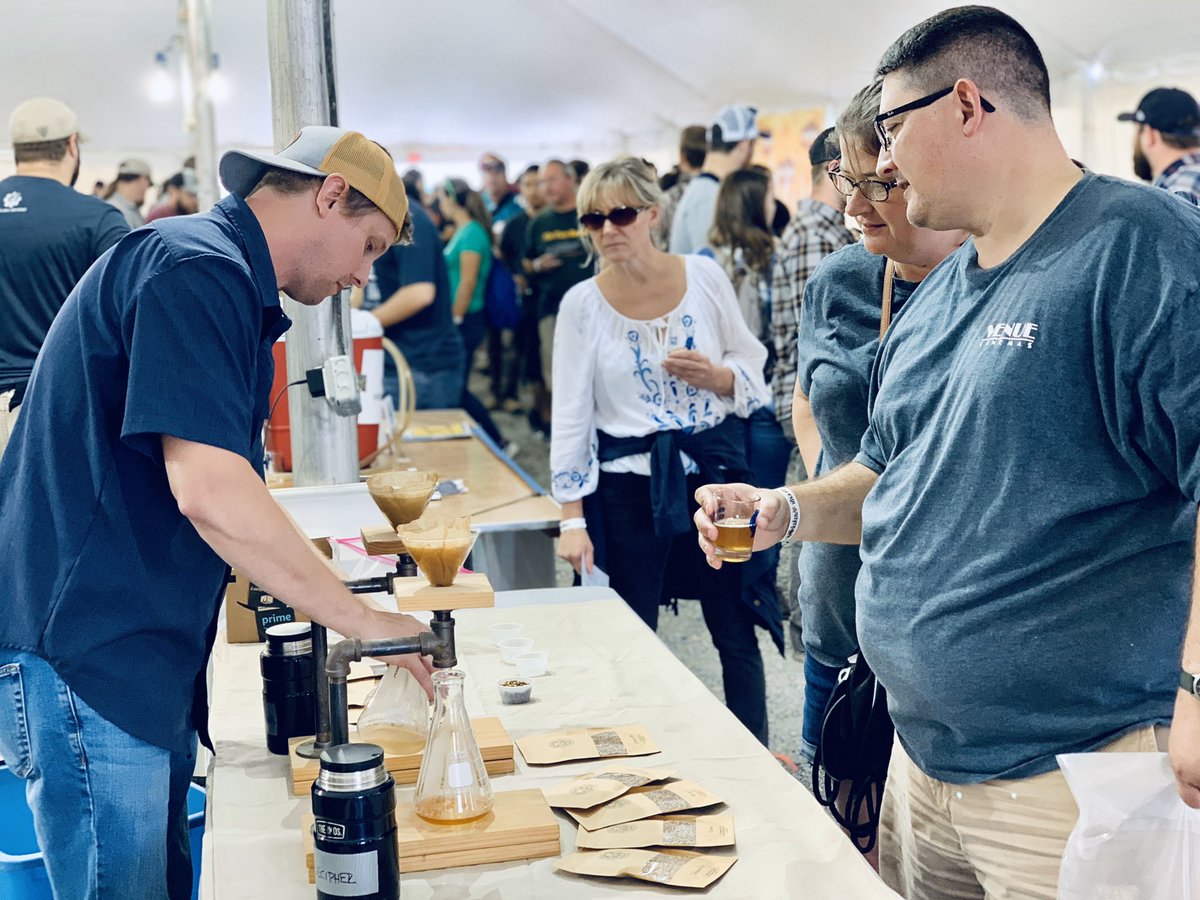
xmin=1182 ymin=670 xmax=1200 ymax=699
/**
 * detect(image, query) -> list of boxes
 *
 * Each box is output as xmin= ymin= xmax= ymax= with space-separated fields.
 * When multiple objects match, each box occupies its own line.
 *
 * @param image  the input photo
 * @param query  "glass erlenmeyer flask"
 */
xmin=413 ymin=670 xmax=494 ymax=823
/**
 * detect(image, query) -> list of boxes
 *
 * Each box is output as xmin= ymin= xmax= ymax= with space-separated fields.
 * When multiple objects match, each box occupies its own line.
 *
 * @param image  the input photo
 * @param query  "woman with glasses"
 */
xmin=793 ymin=82 xmax=967 ymax=772
xmin=550 ymin=156 xmax=780 ymax=746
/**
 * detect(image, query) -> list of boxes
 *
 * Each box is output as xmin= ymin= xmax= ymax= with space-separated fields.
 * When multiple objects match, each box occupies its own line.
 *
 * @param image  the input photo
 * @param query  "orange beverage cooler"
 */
xmin=265 ymin=309 xmax=385 ymax=472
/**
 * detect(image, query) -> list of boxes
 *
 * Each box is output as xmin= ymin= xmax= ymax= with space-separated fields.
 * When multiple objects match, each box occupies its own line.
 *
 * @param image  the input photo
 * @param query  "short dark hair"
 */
xmin=876 ymin=6 xmax=1051 ymax=121
xmin=400 ymin=168 xmax=424 ymax=202
xmin=708 ymin=123 xmax=741 ymax=154
xmin=520 ymin=164 xmax=540 ymax=179
xmin=543 ymin=158 xmax=575 ymax=184
xmin=1162 ymin=131 xmax=1200 ymax=151
xmin=253 ymin=169 xmax=413 ymax=243
xmin=13 ymin=137 xmax=71 ymax=165
xmin=680 ymin=125 xmax=707 ymax=169
xmin=569 ymin=159 xmax=590 ymax=182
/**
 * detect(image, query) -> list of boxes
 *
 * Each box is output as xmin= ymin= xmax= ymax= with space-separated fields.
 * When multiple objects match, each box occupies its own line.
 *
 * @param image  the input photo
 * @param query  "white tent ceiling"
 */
xmin=2 ymin=0 xmax=1200 ymax=182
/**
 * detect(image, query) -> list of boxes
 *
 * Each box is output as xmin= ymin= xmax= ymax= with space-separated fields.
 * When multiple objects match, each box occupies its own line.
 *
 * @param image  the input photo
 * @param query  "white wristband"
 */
xmin=775 ymin=487 xmax=801 ymax=543
xmin=559 ymin=517 xmax=588 ymax=532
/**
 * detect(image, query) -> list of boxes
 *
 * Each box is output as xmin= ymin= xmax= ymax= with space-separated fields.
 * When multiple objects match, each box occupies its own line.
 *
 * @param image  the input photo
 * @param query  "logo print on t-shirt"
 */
xmin=981 ymin=322 xmax=1039 ymax=349
xmin=2 ymin=191 xmax=23 ymax=210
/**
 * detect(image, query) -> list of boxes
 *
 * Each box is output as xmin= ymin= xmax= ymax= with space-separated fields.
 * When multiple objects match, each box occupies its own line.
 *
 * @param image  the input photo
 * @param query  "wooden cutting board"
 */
xmin=303 ymin=789 xmax=560 ymax=876
xmin=289 ymin=717 xmax=515 ymax=795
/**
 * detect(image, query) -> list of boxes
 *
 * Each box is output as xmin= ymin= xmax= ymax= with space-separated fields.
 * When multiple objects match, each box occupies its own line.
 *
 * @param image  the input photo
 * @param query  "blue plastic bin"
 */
xmin=0 ymin=765 xmax=205 ymax=899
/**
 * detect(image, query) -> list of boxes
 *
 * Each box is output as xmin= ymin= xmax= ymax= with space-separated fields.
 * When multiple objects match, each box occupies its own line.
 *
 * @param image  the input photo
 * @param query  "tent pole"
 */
xmin=265 ymin=0 xmax=358 ymax=487
xmin=182 ymin=0 xmax=219 ymax=211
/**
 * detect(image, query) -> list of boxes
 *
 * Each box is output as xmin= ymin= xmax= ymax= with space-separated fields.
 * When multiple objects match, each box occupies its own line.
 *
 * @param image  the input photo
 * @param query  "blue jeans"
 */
xmin=801 ymin=651 xmax=845 ymax=761
xmin=0 ymin=650 xmax=196 ymax=899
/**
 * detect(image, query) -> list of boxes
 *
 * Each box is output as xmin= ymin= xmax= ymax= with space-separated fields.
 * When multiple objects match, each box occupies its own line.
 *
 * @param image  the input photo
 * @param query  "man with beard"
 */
xmin=0 ymin=98 xmax=129 ymax=455
xmin=1121 ymin=87 xmax=1200 ymax=205
xmin=145 ymin=168 xmax=201 ymax=222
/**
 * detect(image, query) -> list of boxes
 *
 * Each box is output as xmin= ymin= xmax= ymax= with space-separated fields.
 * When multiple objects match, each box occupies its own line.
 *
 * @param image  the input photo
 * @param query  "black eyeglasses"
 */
xmin=828 ymin=170 xmax=899 ymax=202
xmin=579 ymin=206 xmax=646 ymax=231
xmin=874 ymin=85 xmax=996 ymax=151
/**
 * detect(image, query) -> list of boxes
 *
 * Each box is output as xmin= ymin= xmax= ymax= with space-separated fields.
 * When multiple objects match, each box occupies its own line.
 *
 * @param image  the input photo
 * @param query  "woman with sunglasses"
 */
xmin=792 ymin=81 xmax=967 ymax=799
xmin=550 ymin=156 xmax=779 ymax=745
xmin=434 ymin=178 xmax=505 ymax=445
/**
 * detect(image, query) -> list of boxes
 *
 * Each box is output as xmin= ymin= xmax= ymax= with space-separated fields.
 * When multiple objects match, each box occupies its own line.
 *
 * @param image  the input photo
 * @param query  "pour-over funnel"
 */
xmin=395 ymin=516 xmax=479 ymax=587
xmin=367 ymin=470 xmax=439 ymax=528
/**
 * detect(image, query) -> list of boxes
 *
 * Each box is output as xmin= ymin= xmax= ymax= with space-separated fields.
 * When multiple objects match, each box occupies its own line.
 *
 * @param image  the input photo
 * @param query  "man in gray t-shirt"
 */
xmin=668 ymin=105 xmax=766 ymax=254
xmin=696 ymin=9 xmax=1200 ymax=899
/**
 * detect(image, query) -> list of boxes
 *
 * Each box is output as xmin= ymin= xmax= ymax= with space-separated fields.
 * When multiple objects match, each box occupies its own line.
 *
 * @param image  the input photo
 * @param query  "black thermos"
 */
xmin=260 ymin=622 xmax=317 ymax=755
xmin=312 ymin=744 xmax=401 ymax=900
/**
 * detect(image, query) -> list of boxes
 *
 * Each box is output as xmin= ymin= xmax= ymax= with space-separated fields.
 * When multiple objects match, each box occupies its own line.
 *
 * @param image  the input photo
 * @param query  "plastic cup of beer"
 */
xmin=712 ymin=488 xmax=757 ymax=563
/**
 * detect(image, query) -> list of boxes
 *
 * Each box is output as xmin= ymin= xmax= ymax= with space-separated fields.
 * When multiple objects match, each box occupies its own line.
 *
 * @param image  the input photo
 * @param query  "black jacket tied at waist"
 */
xmin=596 ymin=416 xmax=750 ymax=538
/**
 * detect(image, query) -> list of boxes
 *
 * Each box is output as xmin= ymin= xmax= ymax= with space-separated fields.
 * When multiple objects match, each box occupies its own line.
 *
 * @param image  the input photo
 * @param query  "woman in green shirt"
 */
xmin=436 ymin=178 xmax=505 ymax=445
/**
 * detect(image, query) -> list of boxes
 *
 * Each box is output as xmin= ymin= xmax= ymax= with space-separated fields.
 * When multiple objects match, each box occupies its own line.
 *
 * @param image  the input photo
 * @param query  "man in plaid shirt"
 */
xmin=1120 ymin=87 xmax=1200 ymax=206
xmin=770 ymin=128 xmax=854 ymax=447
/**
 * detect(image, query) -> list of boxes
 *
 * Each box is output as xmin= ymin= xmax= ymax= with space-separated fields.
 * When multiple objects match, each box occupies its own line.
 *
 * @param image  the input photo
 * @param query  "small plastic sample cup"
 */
xmin=712 ymin=487 xmax=757 ymax=563
xmin=497 ymin=679 xmax=533 ymax=704
xmin=514 ymin=651 xmax=549 ymax=677
xmin=488 ymin=623 xmax=523 ymax=646
xmin=497 ymin=637 xmax=534 ymax=663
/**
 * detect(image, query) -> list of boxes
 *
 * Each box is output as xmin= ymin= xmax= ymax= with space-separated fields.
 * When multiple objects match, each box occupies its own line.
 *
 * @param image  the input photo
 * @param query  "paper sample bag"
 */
xmin=555 ymin=848 xmax=737 ymax=889
xmin=567 ymin=781 xmax=723 ymax=831
xmin=543 ymin=765 xmax=678 ymax=809
xmin=574 ymin=812 xmax=736 ymax=850
xmin=516 ymin=725 xmax=659 ymax=765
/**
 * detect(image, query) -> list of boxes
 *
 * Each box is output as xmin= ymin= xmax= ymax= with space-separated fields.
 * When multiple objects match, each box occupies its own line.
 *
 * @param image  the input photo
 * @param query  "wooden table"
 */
xmin=200 ymin=590 xmax=899 ymax=899
xmin=270 ymin=410 xmax=559 ymax=590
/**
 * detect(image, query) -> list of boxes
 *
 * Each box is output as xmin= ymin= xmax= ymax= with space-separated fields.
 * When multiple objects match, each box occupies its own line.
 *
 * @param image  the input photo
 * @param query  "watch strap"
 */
xmin=1181 ymin=670 xmax=1200 ymax=698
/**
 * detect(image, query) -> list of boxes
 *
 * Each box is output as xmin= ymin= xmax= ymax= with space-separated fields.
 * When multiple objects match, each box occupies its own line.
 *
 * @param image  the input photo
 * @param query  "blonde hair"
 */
xmin=575 ymin=156 xmax=664 ymax=261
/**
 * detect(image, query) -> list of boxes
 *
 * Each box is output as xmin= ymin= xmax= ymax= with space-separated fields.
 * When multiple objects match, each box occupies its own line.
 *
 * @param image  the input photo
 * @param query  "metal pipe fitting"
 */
xmin=429 ymin=611 xmax=456 ymax=669
xmin=325 ymin=632 xmax=446 ymax=745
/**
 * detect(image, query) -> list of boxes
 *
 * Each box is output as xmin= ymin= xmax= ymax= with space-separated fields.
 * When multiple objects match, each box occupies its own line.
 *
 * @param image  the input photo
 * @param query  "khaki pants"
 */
xmin=879 ymin=725 xmax=1167 ymax=900
xmin=0 ymin=390 xmax=17 ymax=458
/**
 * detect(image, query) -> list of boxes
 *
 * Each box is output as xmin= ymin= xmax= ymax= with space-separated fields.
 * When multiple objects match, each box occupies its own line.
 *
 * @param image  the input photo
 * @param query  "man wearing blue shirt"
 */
xmin=696 ymin=8 xmax=1200 ymax=898
xmin=0 ymin=97 xmax=129 ymax=455
xmin=0 ymin=126 xmax=433 ymax=899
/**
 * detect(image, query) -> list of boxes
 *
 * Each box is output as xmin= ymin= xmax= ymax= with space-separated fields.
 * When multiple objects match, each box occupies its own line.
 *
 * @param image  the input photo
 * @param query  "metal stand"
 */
xmin=294 ymin=621 xmax=333 ymax=759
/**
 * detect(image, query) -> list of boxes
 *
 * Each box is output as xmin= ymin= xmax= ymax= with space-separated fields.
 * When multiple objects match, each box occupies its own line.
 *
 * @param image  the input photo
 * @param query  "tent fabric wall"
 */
xmin=1 ymin=1 xmax=1199 ymax=189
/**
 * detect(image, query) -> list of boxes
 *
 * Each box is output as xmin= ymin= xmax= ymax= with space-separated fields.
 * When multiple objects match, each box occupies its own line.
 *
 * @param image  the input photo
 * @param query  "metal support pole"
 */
xmin=182 ymin=0 xmax=219 ymax=211
xmin=265 ymin=0 xmax=358 ymax=486
xmin=295 ymin=622 xmax=334 ymax=759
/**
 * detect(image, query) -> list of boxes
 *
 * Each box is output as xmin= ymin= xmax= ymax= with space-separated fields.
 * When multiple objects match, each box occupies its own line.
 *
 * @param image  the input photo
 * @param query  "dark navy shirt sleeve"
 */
xmin=121 ymin=258 xmax=260 ymax=463
xmin=94 ymin=205 xmax=131 ymax=256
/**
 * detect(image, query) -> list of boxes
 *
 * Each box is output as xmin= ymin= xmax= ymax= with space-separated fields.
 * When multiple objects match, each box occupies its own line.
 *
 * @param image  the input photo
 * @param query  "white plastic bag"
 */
xmin=1058 ymin=751 xmax=1200 ymax=899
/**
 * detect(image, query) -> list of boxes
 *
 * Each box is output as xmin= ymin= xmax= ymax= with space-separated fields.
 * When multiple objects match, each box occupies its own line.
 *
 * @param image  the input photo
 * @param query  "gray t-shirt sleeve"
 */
xmin=1129 ymin=289 xmax=1200 ymax=501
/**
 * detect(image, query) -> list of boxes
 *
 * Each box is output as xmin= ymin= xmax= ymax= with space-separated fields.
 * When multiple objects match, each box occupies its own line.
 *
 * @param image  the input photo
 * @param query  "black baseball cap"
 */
xmin=809 ymin=127 xmax=840 ymax=165
xmin=1117 ymin=87 xmax=1200 ymax=136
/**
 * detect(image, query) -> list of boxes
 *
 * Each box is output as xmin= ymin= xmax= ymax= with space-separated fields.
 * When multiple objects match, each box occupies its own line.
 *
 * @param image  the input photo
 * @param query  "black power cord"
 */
xmin=268 ymin=378 xmax=307 ymax=423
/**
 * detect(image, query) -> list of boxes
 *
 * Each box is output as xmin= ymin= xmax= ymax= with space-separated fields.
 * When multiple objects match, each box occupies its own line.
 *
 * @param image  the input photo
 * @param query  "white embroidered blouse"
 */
xmin=550 ymin=254 xmax=770 ymax=503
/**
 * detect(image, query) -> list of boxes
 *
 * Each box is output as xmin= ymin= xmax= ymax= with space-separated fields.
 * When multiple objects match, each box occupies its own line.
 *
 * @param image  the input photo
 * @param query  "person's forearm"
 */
xmin=788 ymin=461 xmax=877 ymax=544
xmin=452 ymin=278 xmax=475 ymax=319
xmin=373 ymin=283 xmax=435 ymax=328
xmin=713 ymin=366 xmax=735 ymax=397
xmin=164 ymin=440 xmax=374 ymax=637
xmin=792 ymin=391 xmax=821 ymax=479
xmin=561 ymin=500 xmax=584 ymax=520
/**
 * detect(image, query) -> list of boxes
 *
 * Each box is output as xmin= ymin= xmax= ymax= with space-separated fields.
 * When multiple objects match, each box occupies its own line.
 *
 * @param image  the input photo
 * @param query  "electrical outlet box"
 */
xmin=322 ymin=355 xmax=361 ymax=417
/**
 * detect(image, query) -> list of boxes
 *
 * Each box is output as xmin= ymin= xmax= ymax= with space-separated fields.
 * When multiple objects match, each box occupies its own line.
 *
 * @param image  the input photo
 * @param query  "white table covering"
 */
xmin=201 ymin=591 xmax=897 ymax=899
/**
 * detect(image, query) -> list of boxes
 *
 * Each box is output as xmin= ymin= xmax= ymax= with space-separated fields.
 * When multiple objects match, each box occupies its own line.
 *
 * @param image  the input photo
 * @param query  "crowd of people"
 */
xmin=1 ymin=4 xmax=1199 ymax=898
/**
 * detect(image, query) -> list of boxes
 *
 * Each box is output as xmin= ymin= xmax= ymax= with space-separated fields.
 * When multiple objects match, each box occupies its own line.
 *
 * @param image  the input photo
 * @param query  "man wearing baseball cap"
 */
xmin=1119 ymin=87 xmax=1200 ymax=205
xmin=0 ymin=125 xmax=427 ymax=898
xmin=669 ymin=103 xmax=769 ymax=254
xmin=104 ymin=157 xmax=155 ymax=228
xmin=0 ymin=98 xmax=129 ymax=456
